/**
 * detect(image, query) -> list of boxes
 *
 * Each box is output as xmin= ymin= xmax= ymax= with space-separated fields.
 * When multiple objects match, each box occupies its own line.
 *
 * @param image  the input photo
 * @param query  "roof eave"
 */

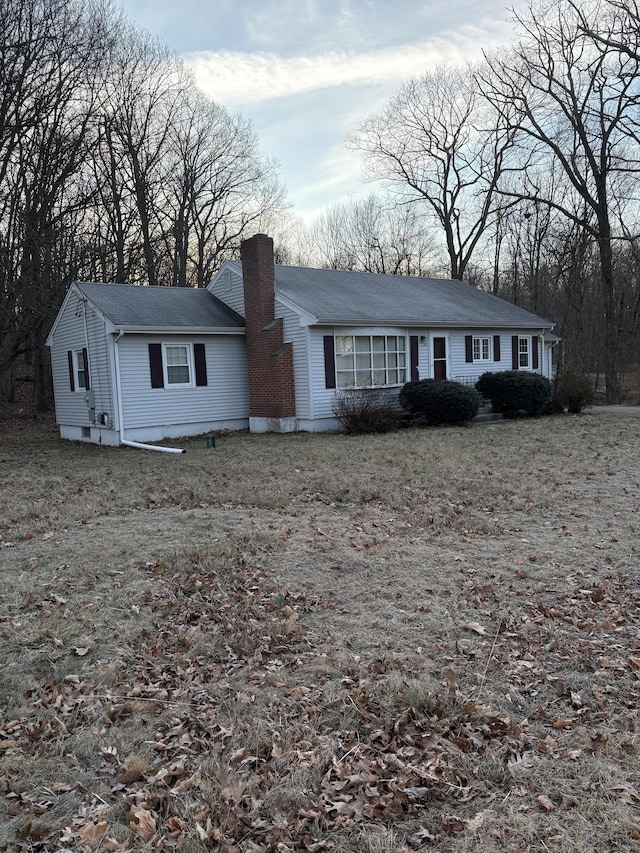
xmin=111 ymin=325 xmax=245 ymax=335
xmin=315 ymin=317 xmax=555 ymax=329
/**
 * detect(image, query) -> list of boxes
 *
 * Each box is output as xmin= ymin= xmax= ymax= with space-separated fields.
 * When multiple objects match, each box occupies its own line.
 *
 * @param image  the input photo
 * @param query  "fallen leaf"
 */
xmin=79 ymin=821 xmax=108 ymax=844
xmin=537 ymin=794 xmax=554 ymax=811
xmin=128 ymin=807 xmax=156 ymax=841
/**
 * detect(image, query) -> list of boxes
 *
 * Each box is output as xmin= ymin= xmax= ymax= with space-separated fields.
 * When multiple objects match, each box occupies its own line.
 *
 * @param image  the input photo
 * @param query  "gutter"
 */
xmin=113 ymin=330 xmax=185 ymax=454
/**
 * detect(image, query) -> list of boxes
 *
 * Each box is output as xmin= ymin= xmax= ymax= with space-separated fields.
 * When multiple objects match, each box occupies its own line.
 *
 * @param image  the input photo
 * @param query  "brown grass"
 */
xmin=1 ymin=411 xmax=639 ymax=852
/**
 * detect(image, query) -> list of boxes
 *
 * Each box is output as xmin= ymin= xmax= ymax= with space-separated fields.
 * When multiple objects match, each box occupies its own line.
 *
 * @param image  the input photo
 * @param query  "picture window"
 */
xmin=335 ymin=335 xmax=407 ymax=388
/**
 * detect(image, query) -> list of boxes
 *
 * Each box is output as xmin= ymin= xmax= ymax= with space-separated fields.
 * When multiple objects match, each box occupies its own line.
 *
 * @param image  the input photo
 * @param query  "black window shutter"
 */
xmin=532 ymin=335 xmax=539 ymax=369
xmin=194 ymin=343 xmax=207 ymax=386
xmin=511 ymin=335 xmax=519 ymax=370
xmin=323 ymin=336 xmax=336 ymax=389
xmin=410 ymin=335 xmax=419 ymax=382
xmin=465 ymin=335 xmax=473 ymax=363
xmin=82 ymin=347 xmax=90 ymax=390
xmin=149 ymin=343 xmax=164 ymax=388
xmin=493 ymin=335 xmax=501 ymax=362
xmin=67 ymin=350 xmax=75 ymax=391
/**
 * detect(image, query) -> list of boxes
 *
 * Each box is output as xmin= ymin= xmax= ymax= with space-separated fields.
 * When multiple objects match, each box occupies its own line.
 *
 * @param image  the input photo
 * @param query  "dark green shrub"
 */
xmin=332 ymin=389 xmax=402 ymax=434
xmin=399 ymin=379 xmax=480 ymax=425
xmin=554 ymin=372 xmax=595 ymax=413
xmin=476 ymin=370 xmax=552 ymax=418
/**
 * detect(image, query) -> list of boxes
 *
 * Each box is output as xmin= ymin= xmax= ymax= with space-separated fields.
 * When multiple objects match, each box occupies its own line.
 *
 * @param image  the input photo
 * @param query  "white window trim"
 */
xmin=335 ymin=334 xmax=408 ymax=389
xmin=473 ymin=336 xmax=491 ymax=362
xmin=72 ymin=348 xmax=87 ymax=391
xmin=518 ymin=336 xmax=530 ymax=369
xmin=162 ymin=343 xmax=194 ymax=388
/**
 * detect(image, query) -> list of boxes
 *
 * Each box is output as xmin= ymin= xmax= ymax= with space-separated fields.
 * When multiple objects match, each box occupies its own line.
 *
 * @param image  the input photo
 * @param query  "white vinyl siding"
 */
xmin=206 ymin=264 xmax=245 ymax=316
xmin=450 ymin=332 xmax=497 ymax=382
xmin=118 ymin=334 xmax=248 ymax=430
xmin=278 ymin=299 xmax=311 ymax=420
xmin=47 ymin=290 xmax=114 ymax=428
xmin=450 ymin=331 xmax=549 ymax=384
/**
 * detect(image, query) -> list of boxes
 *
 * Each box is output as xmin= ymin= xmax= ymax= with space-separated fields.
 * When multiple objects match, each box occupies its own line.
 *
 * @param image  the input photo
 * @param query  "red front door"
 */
xmin=433 ymin=337 xmax=447 ymax=379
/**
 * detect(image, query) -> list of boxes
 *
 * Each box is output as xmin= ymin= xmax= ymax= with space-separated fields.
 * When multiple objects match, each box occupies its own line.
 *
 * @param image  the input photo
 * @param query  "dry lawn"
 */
xmin=0 ymin=410 xmax=639 ymax=852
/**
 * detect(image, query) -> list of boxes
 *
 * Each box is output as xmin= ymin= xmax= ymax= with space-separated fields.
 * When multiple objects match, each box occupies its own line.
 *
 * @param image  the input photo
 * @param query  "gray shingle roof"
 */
xmin=274 ymin=266 xmax=554 ymax=329
xmin=75 ymin=282 xmax=244 ymax=330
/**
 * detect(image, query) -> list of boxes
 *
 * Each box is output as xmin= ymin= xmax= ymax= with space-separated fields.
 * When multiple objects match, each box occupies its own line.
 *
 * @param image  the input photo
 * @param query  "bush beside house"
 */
xmin=399 ymin=379 xmax=481 ymax=426
xmin=332 ymin=389 xmax=403 ymax=434
xmin=553 ymin=372 xmax=595 ymax=413
xmin=476 ymin=370 xmax=552 ymax=418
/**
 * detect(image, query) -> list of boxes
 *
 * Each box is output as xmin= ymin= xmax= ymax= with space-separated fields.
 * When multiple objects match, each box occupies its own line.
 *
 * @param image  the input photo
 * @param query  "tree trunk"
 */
xmin=598 ymin=234 xmax=622 ymax=402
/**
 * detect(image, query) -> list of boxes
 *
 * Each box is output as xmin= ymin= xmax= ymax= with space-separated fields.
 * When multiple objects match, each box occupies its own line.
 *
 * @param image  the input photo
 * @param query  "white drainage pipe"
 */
xmin=121 ymin=439 xmax=185 ymax=454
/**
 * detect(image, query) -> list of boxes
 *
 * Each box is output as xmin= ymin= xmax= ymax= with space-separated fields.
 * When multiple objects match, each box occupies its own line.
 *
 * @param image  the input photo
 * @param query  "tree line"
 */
xmin=0 ymin=0 xmax=285 ymax=408
xmin=2 ymin=0 xmax=639 ymax=408
xmin=319 ymin=0 xmax=640 ymax=402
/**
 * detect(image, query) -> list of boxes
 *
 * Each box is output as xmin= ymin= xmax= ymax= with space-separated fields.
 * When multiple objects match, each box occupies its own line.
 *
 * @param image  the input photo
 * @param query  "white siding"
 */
xmin=207 ymin=266 xmax=245 ymax=316
xmin=48 ymin=291 xmax=115 ymax=428
xmin=278 ymin=299 xmax=311 ymax=419
xmin=449 ymin=330 xmax=546 ymax=384
xmin=117 ymin=334 xmax=249 ymax=432
xmin=303 ymin=326 xmax=551 ymax=430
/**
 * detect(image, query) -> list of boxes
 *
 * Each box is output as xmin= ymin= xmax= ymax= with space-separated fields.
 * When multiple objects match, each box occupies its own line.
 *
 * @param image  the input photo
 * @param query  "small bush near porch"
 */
xmin=476 ymin=370 xmax=552 ymax=417
xmin=399 ymin=378 xmax=481 ymax=425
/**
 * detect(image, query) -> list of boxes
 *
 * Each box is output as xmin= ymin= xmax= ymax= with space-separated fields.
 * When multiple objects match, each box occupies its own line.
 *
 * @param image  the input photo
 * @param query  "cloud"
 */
xmin=187 ymin=24 xmax=509 ymax=107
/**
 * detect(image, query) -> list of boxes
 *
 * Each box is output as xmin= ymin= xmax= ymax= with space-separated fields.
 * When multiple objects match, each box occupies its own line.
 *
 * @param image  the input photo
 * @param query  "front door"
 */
xmin=433 ymin=337 xmax=447 ymax=379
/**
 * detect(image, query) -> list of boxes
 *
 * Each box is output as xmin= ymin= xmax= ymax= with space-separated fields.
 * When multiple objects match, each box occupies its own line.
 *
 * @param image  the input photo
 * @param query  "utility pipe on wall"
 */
xmin=113 ymin=331 xmax=185 ymax=454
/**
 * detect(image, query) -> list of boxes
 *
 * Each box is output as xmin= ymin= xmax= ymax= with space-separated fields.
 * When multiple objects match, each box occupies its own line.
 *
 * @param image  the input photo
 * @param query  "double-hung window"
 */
xmin=473 ymin=336 xmax=491 ymax=362
xmin=67 ymin=348 xmax=89 ymax=392
xmin=518 ymin=336 xmax=530 ymax=369
xmin=149 ymin=342 xmax=208 ymax=389
xmin=73 ymin=349 xmax=87 ymax=389
xmin=335 ymin=335 xmax=407 ymax=388
xmin=164 ymin=344 xmax=192 ymax=386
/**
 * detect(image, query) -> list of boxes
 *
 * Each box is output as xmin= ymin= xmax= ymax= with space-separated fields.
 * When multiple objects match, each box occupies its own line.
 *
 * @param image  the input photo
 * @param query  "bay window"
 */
xmin=335 ymin=334 xmax=407 ymax=388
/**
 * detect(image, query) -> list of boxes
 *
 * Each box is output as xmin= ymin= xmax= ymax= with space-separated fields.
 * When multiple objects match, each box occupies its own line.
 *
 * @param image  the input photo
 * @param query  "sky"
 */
xmin=116 ymin=0 xmax=526 ymax=222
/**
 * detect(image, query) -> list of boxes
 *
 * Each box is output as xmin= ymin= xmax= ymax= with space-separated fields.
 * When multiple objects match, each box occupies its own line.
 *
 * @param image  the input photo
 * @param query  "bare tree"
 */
xmin=569 ymin=0 xmax=640 ymax=62
xmin=169 ymin=96 xmax=286 ymax=288
xmin=309 ymin=194 xmax=434 ymax=276
xmin=350 ymin=64 xmax=517 ymax=280
xmin=0 ymin=0 xmax=289 ymax=406
xmin=480 ymin=0 xmax=640 ymax=401
xmin=0 ymin=0 xmax=119 ymax=407
xmin=96 ymin=27 xmax=192 ymax=287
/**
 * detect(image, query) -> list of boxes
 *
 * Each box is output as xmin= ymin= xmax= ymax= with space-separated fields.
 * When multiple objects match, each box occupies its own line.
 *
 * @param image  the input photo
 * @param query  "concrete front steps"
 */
xmin=472 ymin=402 xmax=503 ymax=424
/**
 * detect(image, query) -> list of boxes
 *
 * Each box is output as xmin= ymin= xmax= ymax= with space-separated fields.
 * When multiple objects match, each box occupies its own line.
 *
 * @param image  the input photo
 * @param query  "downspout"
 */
xmin=113 ymin=331 xmax=185 ymax=454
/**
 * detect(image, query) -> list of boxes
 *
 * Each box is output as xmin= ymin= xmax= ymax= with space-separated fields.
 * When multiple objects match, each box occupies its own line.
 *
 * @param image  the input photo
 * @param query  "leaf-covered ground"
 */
xmin=0 ymin=412 xmax=639 ymax=852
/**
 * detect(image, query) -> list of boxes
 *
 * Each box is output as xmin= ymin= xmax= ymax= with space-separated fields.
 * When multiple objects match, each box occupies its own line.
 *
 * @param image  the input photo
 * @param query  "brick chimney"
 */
xmin=240 ymin=234 xmax=296 ymax=432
